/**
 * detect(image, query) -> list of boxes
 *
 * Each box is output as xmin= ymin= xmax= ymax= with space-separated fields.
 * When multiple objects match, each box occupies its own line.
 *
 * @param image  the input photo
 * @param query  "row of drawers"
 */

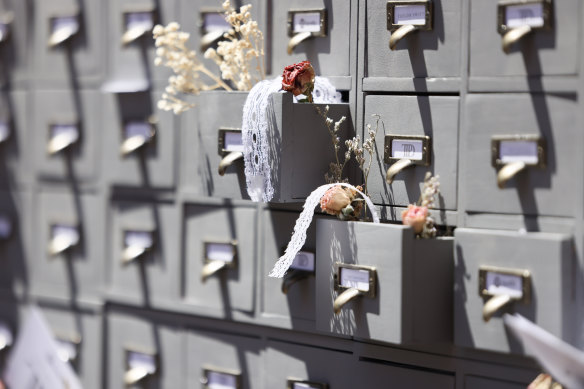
xmin=0 ymin=303 xmax=539 ymax=389
xmin=0 ymin=191 xmax=578 ymax=356
xmin=1 ymin=90 xmax=580 ymax=217
xmin=0 ymin=0 xmax=581 ymax=91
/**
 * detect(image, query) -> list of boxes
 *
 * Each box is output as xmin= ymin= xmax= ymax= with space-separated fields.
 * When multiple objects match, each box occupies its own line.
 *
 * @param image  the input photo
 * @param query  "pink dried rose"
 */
xmin=281 ymin=60 xmax=315 ymax=102
xmin=401 ymin=204 xmax=428 ymax=234
xmin=320 ymin=185 xmax=353 ymax=216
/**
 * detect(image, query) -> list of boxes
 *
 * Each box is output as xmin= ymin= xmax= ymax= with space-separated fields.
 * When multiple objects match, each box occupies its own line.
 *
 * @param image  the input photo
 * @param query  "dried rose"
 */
xmin=320 ymin=185 xmax=353 ymax=216
xmin=281 ymin=60 xmax=315 ymax=102
xmin=401 ymin=204 xmax=428 ymax=234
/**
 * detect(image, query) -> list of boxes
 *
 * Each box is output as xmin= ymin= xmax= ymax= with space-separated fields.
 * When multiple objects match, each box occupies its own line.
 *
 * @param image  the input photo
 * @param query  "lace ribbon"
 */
xmin=241 ymin=77 xmax=341 ymax=202
xmin=268 ymin=183 xmax=380 ymax=278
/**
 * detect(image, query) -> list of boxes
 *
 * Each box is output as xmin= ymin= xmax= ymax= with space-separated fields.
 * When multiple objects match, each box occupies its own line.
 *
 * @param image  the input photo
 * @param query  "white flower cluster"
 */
xmin=345 ymin=114 xmax=381 ymax=194
xmin=153 ymin=22 xmax=233 ymax=114
xmin=204 ymin=1 xmax=265 ymax=92
xmin=316 ymin=105 xmax=348 ymax=184
xmin=420 ymin=172 xmax=440 ymax=208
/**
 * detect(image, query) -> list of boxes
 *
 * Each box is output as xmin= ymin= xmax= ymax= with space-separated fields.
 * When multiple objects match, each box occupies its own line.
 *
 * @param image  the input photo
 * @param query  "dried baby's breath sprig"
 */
xmin=404 ymin=172 xmax=441 ymax=239
xmin=204 ymin=0 xmax=265 ymax=91
xmin=315 ymin=105 xmax=349 ymax=183
xmin=346 ymin=114 xmax=382 ymax=196
xmin=153 ymin=22 xmax=233 ymax=114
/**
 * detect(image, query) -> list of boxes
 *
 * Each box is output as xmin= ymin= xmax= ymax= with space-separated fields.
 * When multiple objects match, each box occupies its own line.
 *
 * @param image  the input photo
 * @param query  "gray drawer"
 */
xmin=181 ymin=91 xmax=248 ymax=199
xmin=267 ymin=0 xmax=352 ymax=89
xmin=183 ymin=203 xmax=256 ymax=315
xmin=316 ymin=218 xmax=453 ymax=345
xmin=469 ymin=0 xmax=579 ymax=80
xmin=0 ymin=91 xmax=30 ymax=189
xmin=365 ymin=94 xmax=458 ymax=210
xmin=352 ymin=358 xmax=454 ymax=388
xmin=105 ymin=0 xmax=176 ymax=88
xmin=365 ymin=0 xmax=462 ymax=91
xmin=462 ymin=93 xmax=579 ymax=217
xmin=0 ymin=191 xmax=30 ymax=299
xmin=108 ymin=201 xmax=180 ymax=307
xmin=186 ymin=328 xmax=262 ymax=389
xmin=30 ymin=190 xmax=103 ymax=304
xmin=32 ymin=0 xmax=103 ymax=86
xmin=264 ymin=340 xmax=353 ymax=389
xmin=261 ymin=210 xmax=317 ymax=325
xmin=102 ymin=91 xmax=177 ymax=189
xmin=32 ymin=90 xmax=100 ymax=183
xmin=0 ymin=1 xmax=30 ymax=87
xmin=107 ymin=313 xmax=184 ymax=389
xmin=39 ymin=306 xmax=102 ymax=389
xmin=454 ymin=228 xmax=576 ymax=354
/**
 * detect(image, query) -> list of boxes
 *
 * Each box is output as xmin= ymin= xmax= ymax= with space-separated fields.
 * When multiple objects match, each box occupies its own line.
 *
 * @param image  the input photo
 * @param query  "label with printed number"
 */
xmin=206 ymin=243 xmax=235 ymax=263
xmin=292 ymin=12 xmax=322 ymax=33
xmin=499 ymin=140 xmax=538 ymax=164
xmin=204 ymin=13 xmax=231 ymax=32
xmin=224 ymin=132 xmax=244 ymax=152
xmin=392 ymin=139 xmax=424 ymax=160
xmin=393 ymin=5 xmax=427 ymax=25
xmin=290 ymin=251 xmax=315 ymax=272
xmin=505 ymin=3 xmax=544 ymax=29
xmin=206 ymin=371 xmax=238 ymax=389
xmin=124 ymin=231 xmax=153 ymax=250
xmin=485 ymin=271 xmax=523 ymax=299
xmin=340 ymin=268 xmax=370 ymax=292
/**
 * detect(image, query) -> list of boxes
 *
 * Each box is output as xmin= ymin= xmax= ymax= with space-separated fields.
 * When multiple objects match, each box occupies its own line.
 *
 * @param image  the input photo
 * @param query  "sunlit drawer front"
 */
xmin=454 ymin=228 xmax=576 ymax=354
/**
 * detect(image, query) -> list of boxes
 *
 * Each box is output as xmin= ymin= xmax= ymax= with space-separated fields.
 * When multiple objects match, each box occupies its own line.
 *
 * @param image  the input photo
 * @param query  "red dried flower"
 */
xmin=281 ymin=60 xmax=315 ymax=102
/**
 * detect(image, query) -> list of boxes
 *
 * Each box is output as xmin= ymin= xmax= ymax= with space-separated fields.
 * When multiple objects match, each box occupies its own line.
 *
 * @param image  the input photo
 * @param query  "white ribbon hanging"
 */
xmin=269 ymin=183 xmax=380 ymax=278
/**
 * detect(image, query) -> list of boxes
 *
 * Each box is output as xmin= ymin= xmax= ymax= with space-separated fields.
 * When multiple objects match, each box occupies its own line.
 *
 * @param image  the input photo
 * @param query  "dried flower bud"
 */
xmin=281 ymin=61 xmax=315 ymax=100
xmin=320 ymin=185 xmax=356 ymax=216
xmin=401 ymin=204 xmax=428 ymax=234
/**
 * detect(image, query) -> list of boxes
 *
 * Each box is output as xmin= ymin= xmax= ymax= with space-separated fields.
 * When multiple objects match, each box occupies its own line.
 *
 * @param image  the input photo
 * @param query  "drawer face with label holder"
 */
xmin=454 ymin=228 xmax=577 ymax=354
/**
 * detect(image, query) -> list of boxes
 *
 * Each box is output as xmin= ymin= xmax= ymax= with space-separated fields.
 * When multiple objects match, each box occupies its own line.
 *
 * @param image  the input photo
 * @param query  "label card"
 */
xmin=126 ymin=12 xmax=154 ymax=32
xmin=124 ymin=231 xmax=153 ymax=250
xmin=485 ymin=271 xmax=524 ymax=299
xmin=206 ymin=370 xmax=238 ymax=389
xmin=505 ymin=3 xmax=544 ymax=29
xmin=52 ymin=16 xmax=79 ymax=36
xmin=127 ymin=351 xmax=157 ymax=375
xmin=56 ymin=339 xmax=78 ymax=364
xmin=391 ymin=139 xmax=424 ymax=160
xmin=0 ymin=121 xmax=10 ymax=142
xmin=0 ymin=322 xmax=13 ymax=350
xmin=52 ymin=225 xmax=80 ymax=247
xmin=340 ymin=268 xmax=370 ymax=292
xmin=0 ymin=215 xmax=12 ymax=239
xmin=206 ymin=242 xmax=235 ymax=263
xmin=203 ymin=13 xmax=231 ymax=32
xmin=290 ymin=251 xmax=315 ymax=272
xmin=499 ymin=140 xmax=538 ymax=164
xmin=124 ymin=121 xmax=151 ymax=139
xmin=292 ymin=12 xmax=322 ymax=33
xmin=393 ymin=5 xmax=427 ymax=25
xmin=224 ymin=132 xmax=244 ymax=152
xmin=50 ymin=124 xmax=79 ymax=144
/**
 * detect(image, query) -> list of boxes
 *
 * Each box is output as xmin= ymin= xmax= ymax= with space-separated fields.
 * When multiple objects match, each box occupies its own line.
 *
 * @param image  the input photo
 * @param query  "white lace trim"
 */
xmin=241 ymin=77 xmax=341 ymax=202
xmin=268 ymin=183 xmax=380 ymax=278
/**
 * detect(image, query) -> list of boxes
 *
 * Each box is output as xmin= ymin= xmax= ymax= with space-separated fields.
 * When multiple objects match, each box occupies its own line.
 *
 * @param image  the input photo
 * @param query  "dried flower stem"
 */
xmin=315 ymin=105 xmax=349 ymax=183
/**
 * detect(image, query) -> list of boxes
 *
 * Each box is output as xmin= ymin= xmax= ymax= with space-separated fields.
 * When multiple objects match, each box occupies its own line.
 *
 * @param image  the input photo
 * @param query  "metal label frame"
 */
xmin=49 ymin=222 xmax=81 ymax=248
xmin=497 ymin=0 xmax=553 ymax=35
xmin=386 ymin=1 xmax=433 ymax=31
xmin=122 ymin=228 xmax=156 ymax=251
xmin=203 ymin=240 xmax=238 ymax=269
xmin=478 ymin=265 xmax=532 ymax=304
xmin=287 ymin=378 xmax=329 ymax=389
xmin=121 ymin=117 xmax=157 ymax=143
xmin=202 ymin=365 xmax=242 ymax=389
xmin=47 ymin=120 xmax=82 ymax=152
xmin=384 ymin=134 xmax=431 ymax=166
xmin=491 ymin=134 xmax=546 ymax=168
xmin=334 ymin=263 xmax=377 ymax=299
xmin=218 ymin=128 xmax=243 ymax=156
xmin=124 ymin=347 xmax=160 ymax=380
xmin=287 ymin=9 xmax=328 ymax=38
xmin=122 ymin=6 xmax=157 ymax=32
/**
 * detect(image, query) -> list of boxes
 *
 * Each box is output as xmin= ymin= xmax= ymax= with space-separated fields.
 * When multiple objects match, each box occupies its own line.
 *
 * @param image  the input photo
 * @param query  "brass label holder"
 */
xmin=202 ymin=366 xmax=242 ymax=389
xmin=333 ymin=263 xmax=377 ymax=314
xmin=124 ymin=347 xmax=159 ymax=386
xmin=120 ymin=117 xmax=157 ymax=157
xmin=201 ymin=240 xmax=238 ymax=282
xmin=386 ymin=1 xmax=433 ymax=50
xmin=218 ymin=128 xmax=244 ymax=176
xmin=497 ymin=0 xmax=553 ymax=53
xmin=384 ymin=134 xmax=431 ymax=184
xmin=121 ymin=6 xmax=157 ymax=45
xmin=281 ymin=250 xmax=315 ymax=294
xmin=286 ymin=9 xmax=327 ymax=55
xmin=491 ymin=134 xmax=545 ymax=188
xmin=478 ymin=265 xmax=532 ymax=322
xmin=121 ymin=229 xmax=155 ymax=265
xmin=199 ymin=9 xmax=231 ymax=51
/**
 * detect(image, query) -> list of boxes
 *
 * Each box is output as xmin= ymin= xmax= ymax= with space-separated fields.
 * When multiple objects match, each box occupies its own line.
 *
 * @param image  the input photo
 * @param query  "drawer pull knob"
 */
xmin=389 ymin=24 xmax=417 ymax=50
xmin=287 ymin=31 xmax=312 ymax=55
xmin=124 ymin=366 xmax=152 ymax=386
xmin=201 ymin=30 xmax=226 ymax=51
xmin=218 ymin=151 xmax=244 ymax=176
xmin=201 ymin=260 xmax=228 ymax=282
xmin=281 ymin=270 xmax=310 ymax=294
xmin=497 ymin=161 xmax=527 ymax=189
xmin=502 ymin=25 xmax=532 ymax=54
xmin=385 ymin=158 xmax=414 ymax=184
xmin=333 ymin=287 xmax=363 ymax=314
xmin=483 ymin=294 xmax=513 ymax=322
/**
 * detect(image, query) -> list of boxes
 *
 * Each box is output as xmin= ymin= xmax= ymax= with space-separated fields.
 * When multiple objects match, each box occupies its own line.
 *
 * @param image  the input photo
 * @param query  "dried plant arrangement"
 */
xmin=402 ymin=172 xmax=440 ymax=238
xmin=153 ymin=0 xmax=265 ymax=114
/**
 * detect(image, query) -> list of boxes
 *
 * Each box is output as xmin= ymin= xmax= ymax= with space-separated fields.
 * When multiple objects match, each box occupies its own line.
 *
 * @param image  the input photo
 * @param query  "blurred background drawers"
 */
xmin=0 ymin=1 xmax=30 ymax=88
xmin=0 ymin=90 xmax=30 ymax=189
xmin=454 ymin=228 xmax=578 ymax=354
